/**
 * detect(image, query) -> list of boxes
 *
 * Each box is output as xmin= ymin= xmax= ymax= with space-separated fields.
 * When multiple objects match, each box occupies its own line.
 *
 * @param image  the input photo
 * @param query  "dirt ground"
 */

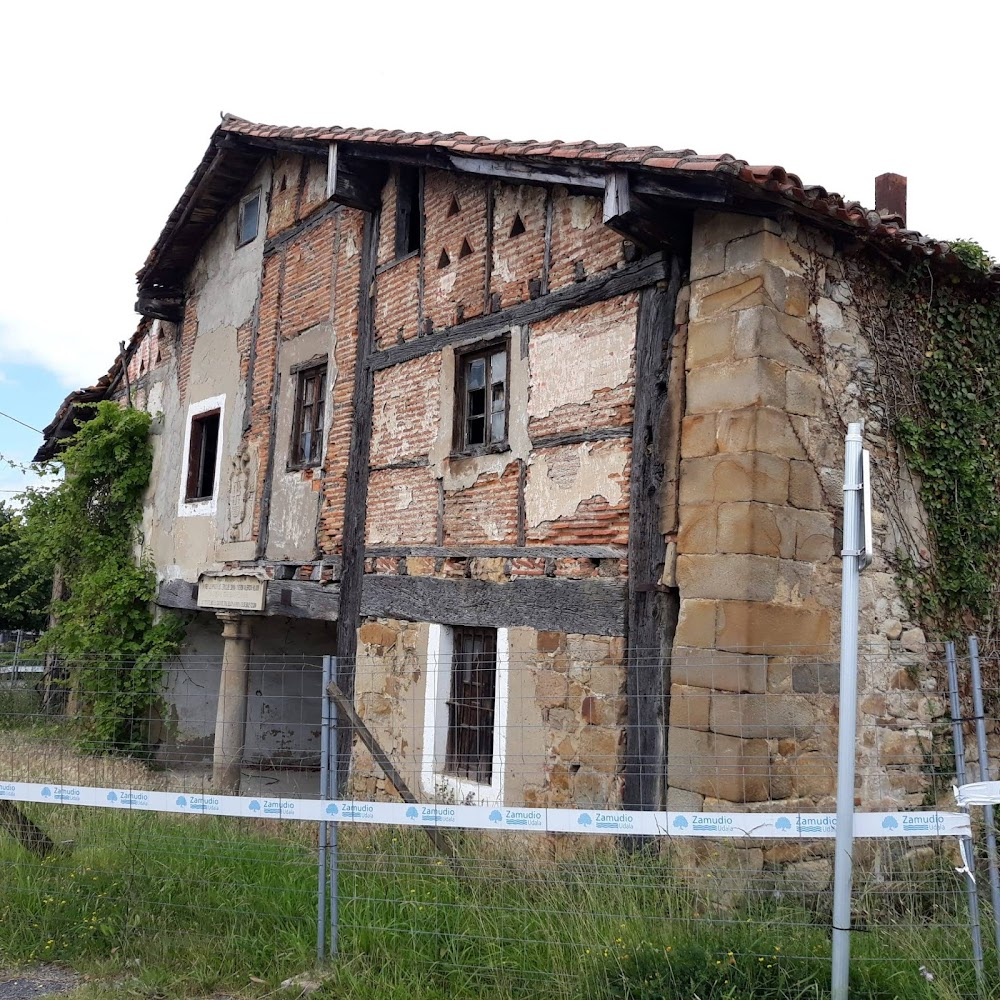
xmin=0 ymin=966 xmax=78 ymax=999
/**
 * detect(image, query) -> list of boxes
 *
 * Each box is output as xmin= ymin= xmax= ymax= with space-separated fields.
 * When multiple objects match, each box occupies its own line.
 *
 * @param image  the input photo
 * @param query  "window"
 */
xmin=394 ymin=167 xmax=421 ymax=259
xmin=178 ymin=394 xmax=225 ymax=516
xmin=422 ymin=625 xmax=508 ymax=805
xmin=237 ymin=189 xmax=261 ymax=247
xmin=445 ymin=627 xmax=498 ymax=784
xmin=455 ymin=340 xmax=508 ymax=454
xmin=289 ymin=362 xmax=327 ymax=468
xmin=185 ymin=410 xmax=220 ymax=501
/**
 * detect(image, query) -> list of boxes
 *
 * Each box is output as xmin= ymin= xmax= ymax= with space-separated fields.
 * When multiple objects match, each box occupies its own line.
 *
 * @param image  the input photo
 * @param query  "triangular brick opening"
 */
xmin=459 ymin=237 xmax=473 ymax=259
xmin=509 ymin=213 xmax=526 ymax=238
xmin=438 ymin=248 xmax=451 ymax=268
xmin=447 ymin=195 xmax=461 ymax=217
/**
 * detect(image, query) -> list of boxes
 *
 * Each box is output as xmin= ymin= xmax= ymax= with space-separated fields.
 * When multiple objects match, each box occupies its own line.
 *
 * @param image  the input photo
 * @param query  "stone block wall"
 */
xmin=350 ymin=620 xmax=625 ymax=809
xmin=670 ymin=211 xmax=937 ymax=812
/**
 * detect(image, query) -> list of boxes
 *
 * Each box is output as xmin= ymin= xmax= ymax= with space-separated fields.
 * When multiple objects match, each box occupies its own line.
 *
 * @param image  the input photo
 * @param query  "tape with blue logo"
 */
xmin=0 ymin=782 xmax=971 ymax=838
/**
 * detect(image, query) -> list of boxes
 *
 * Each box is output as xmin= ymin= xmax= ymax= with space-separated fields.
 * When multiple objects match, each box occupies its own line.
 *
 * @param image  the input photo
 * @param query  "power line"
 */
xmin=0 ymin=409 xmax=42 ymax=434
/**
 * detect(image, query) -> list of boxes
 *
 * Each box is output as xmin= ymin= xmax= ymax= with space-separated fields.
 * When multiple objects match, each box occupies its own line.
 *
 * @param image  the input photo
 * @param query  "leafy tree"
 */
xmin=0 ymin=499 xmax=51 ymax=632
xmin=18 ymin=402 xmax=183 ymax=752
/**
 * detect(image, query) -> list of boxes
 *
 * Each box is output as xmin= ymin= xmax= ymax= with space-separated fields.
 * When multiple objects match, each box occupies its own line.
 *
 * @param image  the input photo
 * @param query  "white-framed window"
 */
xmin=422 ymin=624 xmax=509 ymax=806
xmin=178 ymin=394 xmax=226 ymax=517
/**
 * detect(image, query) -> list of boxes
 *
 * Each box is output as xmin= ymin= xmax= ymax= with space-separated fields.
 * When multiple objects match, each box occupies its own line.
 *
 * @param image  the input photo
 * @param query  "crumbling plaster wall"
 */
xmin=142 ymin=161 xmax=272 ymax=584
xmin=264 ymin=323 xmax=330 ymax=562
xmin=157 ymin=612 xmax=332 ymax=766
xmin=365 ymin=292 xmax=638 ymax=559
xmin=669 ymin=210 xmax=935 ymax=819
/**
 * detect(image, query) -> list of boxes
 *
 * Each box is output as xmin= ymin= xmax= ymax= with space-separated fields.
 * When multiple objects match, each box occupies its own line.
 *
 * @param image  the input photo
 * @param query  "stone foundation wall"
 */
xmin=349 ymin=620 xmax=625 ymax=808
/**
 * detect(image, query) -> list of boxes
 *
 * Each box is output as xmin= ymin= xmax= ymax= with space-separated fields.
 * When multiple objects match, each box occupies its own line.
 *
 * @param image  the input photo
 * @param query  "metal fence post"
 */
xmin=328 ymin=662 xmax=339 ymax=959
xmin=831 ymin=423 xmax=864 ymax=1000
xmin=968 ymin=635 xmax=1000 ymax=968
xmin=317 ymin=654 xmax=332 ymax=963
xmin=13 ymin=630 xmax=22 ymax=682
xmin=946 ymin=640 xmax=985 ymax=982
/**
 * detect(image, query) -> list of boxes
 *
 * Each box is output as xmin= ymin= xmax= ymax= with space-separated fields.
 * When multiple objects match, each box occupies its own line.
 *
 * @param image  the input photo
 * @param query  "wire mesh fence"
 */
xmin=0 ymin=639 xmax=997 ymax=998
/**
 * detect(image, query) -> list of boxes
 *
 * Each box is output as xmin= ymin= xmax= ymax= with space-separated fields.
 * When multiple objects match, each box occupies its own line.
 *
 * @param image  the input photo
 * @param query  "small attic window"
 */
xmin=395 ymin=167 xmax=422 ymax=259
xmin=237 ymin=189 xmax=261 ymax=247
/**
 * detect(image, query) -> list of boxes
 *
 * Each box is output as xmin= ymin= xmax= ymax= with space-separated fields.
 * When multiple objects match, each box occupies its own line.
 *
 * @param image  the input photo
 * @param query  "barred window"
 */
xmin=444 ymin=627 xmax=498 ymax=785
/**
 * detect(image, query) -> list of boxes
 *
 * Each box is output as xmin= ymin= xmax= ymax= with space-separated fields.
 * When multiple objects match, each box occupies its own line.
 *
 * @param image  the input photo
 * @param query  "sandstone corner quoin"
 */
xmin=35 ymin=120 xmax=998 ymax=818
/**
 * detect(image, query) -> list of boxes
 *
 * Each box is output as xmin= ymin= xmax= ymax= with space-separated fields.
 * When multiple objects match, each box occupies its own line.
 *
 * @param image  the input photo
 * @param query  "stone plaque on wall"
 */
xmin=197 ymin=575 xmax=267 ymax=612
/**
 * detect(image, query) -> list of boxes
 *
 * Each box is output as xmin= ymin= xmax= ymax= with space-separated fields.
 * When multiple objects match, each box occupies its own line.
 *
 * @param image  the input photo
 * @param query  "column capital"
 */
xmin=217 ymin=611 xmax=252 ymax=640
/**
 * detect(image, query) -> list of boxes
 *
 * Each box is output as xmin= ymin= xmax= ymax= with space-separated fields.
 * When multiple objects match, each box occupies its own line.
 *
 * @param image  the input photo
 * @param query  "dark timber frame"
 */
xmin=333 ymin=209 xmax=380 ymax=794
xmin=623 ymin=258 xmax=683 ymax=814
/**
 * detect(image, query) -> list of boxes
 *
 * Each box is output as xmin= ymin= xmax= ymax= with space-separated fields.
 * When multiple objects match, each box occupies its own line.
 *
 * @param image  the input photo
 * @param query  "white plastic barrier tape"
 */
xmin=0 ymin=781 xmax=971 ymax=839
xmin=956 ymin=782 xmax=1000 ymax=807
xmin=0 ymin=664 xmax=44 ymax=677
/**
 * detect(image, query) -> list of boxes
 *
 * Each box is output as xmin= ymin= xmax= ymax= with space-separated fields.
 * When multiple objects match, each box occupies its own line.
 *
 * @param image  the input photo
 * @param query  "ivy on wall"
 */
xmin=20 ymin=402 xmax=182 ymax=753
xmin=884 ymin=248 xmax=1000 ymax=637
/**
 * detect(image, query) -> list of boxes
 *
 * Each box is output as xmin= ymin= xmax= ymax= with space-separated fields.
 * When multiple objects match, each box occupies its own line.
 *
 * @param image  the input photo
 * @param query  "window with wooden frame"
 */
xmin=455 ymin=338 xmax=509 ymax=454
xmin=444 ymin=627 xmax=498 ymax=785
xmin=185 ymin=410 xmax=221 ymax=502
xmin=289 ymin=361 xmax=327 ymax=468
xmin=236 ymin=189 xmax=261 ymax=247
xmin=394 ymin=166 xmax=422 ymax=260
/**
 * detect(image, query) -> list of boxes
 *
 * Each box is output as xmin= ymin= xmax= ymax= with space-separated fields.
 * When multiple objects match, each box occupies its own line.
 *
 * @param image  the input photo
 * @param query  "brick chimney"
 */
xmin=875 ymin=173 xmax=907 ymax=227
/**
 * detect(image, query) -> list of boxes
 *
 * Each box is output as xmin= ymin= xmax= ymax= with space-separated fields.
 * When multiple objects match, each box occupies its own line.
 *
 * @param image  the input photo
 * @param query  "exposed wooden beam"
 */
xmin=369 ymin=252 xmax=668 ymax=372
xmin=215 ymin=132 xmax=326 ymax=161
xmin=333 ymin=210 xmax=381 ymax=793
xmin=603 ymin=172 xmax=693 ymax=253
xmin=157 ymin=578 xmax=340 ymax=620
xmin=325 ymin=677 xmax=462 ymax=869
xmin=364 ymin=544 xmax=626 ymax=560
xmin=326 ymin=144 xmax=386 ymax=212
xmin=0 ymin=801 xmax=55 ymax=858
xmin=263 ymin=200 xmax=340 ymax=257
xmin=603 ymin=171 xmax=631 ymax=222
xmin=449 ymin=153 xmax=604 ymax=190
xmin=360 ymin=575 xmax=626 ymax=636
xmin=623 ymin=259 xmax=683 ymax=816
xmin=135 ymin=290 xmax=184 ymax=322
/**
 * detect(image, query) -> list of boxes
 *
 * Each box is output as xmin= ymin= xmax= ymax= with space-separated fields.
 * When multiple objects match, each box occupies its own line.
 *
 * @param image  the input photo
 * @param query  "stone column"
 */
xmin=213 ymin=612 xmax=252 ymax=794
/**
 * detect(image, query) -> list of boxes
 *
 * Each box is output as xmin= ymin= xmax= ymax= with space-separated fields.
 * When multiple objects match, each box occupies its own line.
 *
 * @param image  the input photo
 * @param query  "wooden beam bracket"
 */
xmin=326 ymin=144 xmax=387 ymax=212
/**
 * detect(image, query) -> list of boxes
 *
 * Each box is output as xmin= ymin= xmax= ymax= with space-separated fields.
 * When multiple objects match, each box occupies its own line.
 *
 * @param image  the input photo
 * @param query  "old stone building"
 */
xmin=37 ymin=116 xmax=968 ymax=814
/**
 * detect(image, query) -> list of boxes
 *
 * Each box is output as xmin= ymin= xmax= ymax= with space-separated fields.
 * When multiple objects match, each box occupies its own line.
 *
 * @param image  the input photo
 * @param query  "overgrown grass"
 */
xmin=0 ymin=804 xmax=985 ymax=1000
xmin=0 ymin=714 xmax=984 ymax=998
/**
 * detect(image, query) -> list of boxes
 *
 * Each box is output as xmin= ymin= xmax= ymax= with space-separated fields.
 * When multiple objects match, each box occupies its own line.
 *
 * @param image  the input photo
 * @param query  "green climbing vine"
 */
xmin=19 ymin=401 xmax=182 ymax=753
xmin=881 ymin=245 xmax=1000 ymax=637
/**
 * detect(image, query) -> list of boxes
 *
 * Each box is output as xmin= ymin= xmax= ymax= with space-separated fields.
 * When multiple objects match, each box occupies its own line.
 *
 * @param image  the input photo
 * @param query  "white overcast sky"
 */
xmin=0 ymin=0 xmax=997 ymax=457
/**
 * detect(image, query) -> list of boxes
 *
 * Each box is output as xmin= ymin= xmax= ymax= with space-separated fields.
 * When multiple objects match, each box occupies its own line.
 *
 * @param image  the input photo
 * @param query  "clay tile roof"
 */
xmin=139 ymin=113 xmax=997 ymax=291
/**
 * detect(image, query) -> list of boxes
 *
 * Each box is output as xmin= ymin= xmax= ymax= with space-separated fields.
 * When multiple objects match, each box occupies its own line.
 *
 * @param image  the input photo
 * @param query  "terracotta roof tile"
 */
xmin=145 ymin=114 xmax=994 ymax=284
xmin=640 ymin=156 xmax=684 ymax=170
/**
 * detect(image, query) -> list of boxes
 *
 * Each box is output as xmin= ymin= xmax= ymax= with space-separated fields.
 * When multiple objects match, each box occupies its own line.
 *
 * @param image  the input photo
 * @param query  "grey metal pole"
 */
xmin=317 ymin=654 xmax=332 ymax=963
xmin=969 ymin=635 xmax=1000 ymax=966
xmin=947 ymin=640 xmax=985 ymax=982
xmin=328 ymin=666 xmax=339 ymax=958
xmin=831 ymin=423 xmax=864 ymax=1000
